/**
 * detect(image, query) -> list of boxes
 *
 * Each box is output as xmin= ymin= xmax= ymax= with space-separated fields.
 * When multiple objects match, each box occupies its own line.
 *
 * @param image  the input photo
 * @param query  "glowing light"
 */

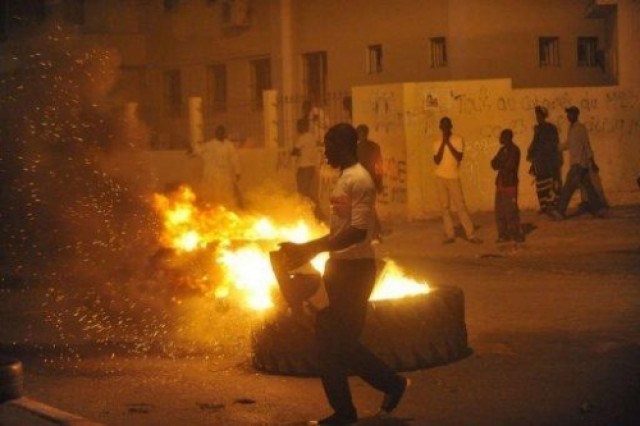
xmin=152 ymin=185 xmax=430 ymax=311
xmin=371 ymin=260 xmax=430 ymax=300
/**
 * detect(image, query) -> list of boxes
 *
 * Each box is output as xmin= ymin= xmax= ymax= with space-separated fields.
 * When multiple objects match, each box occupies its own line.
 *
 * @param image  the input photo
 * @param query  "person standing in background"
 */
xmin=527 ymin=106 xmax=562 ymax=213
xmin=550 ymin=106 xmax=605 ymax=220
xmin=491 ymin=129 xmax=524 ymax=243
xmin=192 ymin=124 xmax=241 ymax=208
xmin=432 ymin=117 xmax=482 ymax=244
xmin=356 ymin=124 xmax=384 ymax=240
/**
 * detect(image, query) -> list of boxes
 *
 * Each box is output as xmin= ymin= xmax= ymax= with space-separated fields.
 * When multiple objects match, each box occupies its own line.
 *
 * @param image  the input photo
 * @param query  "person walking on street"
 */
xmin=550 ymin=106 xmax=606 ymax=220
xmin=280 ymin=123 xmax=409 ymax=426
xmin=491 ymin=129 xmax=524 ymax=243
xmin=527 ymin=106 xmax=562 ymax=213
xmin=433 ymin=117 xmax=482 ymax=244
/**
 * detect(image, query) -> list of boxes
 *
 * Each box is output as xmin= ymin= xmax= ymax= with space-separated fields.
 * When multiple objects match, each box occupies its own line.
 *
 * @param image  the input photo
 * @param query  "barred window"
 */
xmin=164 ymin=69 xmax=182 ymax=116
xmin=303 ymin=51 xmax=327 ymax=106
xmin=367 ymin=44 xmax=383 ymax=74
xmin=430 ymin=37 xmax=447 ymax=68
xmin=539 ymin=37 xmax=560 ymax=67
xmin=577 ymin=37 xmax=598 ymax=67
xmin=207 ymin=64 xmax=227 ymax=112
xmin=251 ymin=57 xmax=271 ymax=111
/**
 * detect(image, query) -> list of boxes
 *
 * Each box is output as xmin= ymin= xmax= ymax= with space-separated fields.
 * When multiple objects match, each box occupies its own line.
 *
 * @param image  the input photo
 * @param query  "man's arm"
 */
xmin=433 ymin=140 xmax=446 ymax=164
xmin=279 ymin=227 xmax=366 ymax=270
xmin=446 ymin=138 xmax=463 ymax=162
xmin=490 ymin=147 xmax=504 ymax=171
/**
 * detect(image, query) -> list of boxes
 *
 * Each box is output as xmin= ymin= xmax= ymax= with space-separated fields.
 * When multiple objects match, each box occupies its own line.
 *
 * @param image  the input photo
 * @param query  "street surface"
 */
xmin=1 ymin=206 xmax=639 ymax=425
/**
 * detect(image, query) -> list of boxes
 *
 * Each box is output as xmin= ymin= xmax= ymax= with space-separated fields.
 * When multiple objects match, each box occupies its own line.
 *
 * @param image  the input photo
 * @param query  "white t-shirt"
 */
xmin=433 ymin=134 xmax=464 ymax=179
xmin=294 ymin=132 xmax=319 ymax=168
xmin=329 ymin=163 xmax=376 ymax=260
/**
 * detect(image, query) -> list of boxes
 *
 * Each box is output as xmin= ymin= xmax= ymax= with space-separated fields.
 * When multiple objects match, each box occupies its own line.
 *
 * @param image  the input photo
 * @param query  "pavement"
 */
xmin=1 ymin=205 xmax=639 ymax=425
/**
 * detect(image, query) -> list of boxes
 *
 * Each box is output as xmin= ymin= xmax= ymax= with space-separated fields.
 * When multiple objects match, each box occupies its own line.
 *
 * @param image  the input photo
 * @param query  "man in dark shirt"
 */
xmin=527 ymin=106 xmax=561 ymax=213
xmin=491 ymin=129 xmax=523 ymax=243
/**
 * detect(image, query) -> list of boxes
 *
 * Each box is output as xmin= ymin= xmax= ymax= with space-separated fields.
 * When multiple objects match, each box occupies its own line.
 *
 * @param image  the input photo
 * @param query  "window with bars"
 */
xmin=430 ymin=37 xmax=447 ymax=68
xmin=539 ymin=37 xmax=560 ymax=67
xmin=577 ymin=36 xmax=599 ymax=67
xmin=303 ymin=51 xmax=327 ymax=106
xmin=164 ymin=69 xmax=182 ymax=116
xmin=206 ymin=64 xmax=227 ymax=112
xmin=367 ymin=44 xmax=383 ymax=74
xmin=251 ymin=57 xmax=271 ymax=111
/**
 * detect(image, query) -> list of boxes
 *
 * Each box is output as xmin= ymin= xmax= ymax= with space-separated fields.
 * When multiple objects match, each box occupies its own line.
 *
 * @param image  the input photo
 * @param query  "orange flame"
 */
xmin=152 ymin=185 xmax=429 ymax=311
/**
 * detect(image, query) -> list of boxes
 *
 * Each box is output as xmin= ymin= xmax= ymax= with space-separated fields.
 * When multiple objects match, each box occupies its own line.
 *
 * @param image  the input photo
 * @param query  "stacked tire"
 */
xmin=251 ymin=285 xmax=469 ymax=376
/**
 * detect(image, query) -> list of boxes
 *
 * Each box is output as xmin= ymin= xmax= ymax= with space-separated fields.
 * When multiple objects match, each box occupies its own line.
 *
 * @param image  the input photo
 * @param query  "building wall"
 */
xmin=292 ymin=0 xmax=614 ymax=91
xmin=352 ymin=79 xmax=640 ymax=220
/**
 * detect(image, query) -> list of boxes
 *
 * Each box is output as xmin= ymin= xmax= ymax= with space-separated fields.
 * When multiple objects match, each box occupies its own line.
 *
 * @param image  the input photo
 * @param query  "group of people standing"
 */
xmin=436 ymin=104 xmax=607 ymax=246
xmin=527 ymin=105 xmax=607 ymax=221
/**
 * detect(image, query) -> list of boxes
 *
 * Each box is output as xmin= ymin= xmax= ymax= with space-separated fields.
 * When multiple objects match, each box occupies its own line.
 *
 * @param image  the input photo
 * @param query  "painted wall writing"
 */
xmin=353 ymin=79 xmax=640 ymax=220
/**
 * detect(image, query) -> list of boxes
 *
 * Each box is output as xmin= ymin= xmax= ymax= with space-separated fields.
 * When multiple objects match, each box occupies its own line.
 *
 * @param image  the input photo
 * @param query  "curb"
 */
xmin=8 ymin=397 xmax=103 ymax=426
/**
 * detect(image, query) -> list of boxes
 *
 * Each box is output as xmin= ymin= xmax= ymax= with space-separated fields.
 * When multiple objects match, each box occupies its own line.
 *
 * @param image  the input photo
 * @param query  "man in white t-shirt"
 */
xmin=433 ymin=117 xmax=482 ymax=244
xmin=280 ymin=123 xmax=409 ymax=426
xmin=193 ymin=125 xmax=241 ymax=208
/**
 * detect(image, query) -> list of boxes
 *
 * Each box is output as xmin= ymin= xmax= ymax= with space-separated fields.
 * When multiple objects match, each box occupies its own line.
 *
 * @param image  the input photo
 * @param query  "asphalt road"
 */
xmin=1 ymin=206 xmax=639 ymax=425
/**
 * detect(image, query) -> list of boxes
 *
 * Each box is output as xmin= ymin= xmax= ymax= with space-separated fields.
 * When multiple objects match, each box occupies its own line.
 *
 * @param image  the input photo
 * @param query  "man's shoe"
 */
xmin=378 ymin=377 xmax=411 ymax=416
xmin=308 ymin=413 xmax=357 ymax=425
xmin=442 ymin=237 xmax=455 ymax=245
xmin=467 ymin=236 xmax=483 ymax=244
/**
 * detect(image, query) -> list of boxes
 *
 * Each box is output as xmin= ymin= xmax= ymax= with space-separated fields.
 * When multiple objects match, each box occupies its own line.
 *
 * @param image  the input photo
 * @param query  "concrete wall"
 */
xmin=352 ymin=78 xmax=640 ymax=220
xmin=65 ymin=0 xmax=640 ymax=223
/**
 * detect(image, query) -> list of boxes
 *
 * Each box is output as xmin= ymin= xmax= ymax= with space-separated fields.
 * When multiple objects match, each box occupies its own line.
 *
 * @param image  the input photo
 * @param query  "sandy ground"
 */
xmin=1 ymin=205 xmax=640 ymax=425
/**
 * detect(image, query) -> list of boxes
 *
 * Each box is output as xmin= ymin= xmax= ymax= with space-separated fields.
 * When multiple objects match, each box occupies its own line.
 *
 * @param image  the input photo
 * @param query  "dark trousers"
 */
xmin=315 ymin=258 xmax=402 ymax=418
xmin=534 ymin=174 xmax=558 ymax=211
xmin=495 ymin=186 xmax=521 ymax=239
xmin=557 ymin=164 xmax=604 ymax=215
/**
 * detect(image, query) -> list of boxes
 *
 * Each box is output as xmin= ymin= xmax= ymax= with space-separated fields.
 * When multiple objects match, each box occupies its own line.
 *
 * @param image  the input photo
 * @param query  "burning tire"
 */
xmin=251 ymin=285 xmax=469 ymax=376
xmin=0 ymin=356 xmax=24 ymax=403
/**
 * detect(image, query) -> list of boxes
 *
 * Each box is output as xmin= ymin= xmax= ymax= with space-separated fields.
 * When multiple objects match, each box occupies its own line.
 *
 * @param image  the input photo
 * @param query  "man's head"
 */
xmin=565 ymin=106 xmax=580 ymax=124
xmin=215 ymin=125 xmax=227 ymax=141
xmin=534 ymin=106 xmax=548 ymax=124
xmin=499 ymin=128 xmax=513 ymax=146
xmin=439 ymin=117 xmax=453 ymax=135
xmin=324 ymin=123 xmax=358 ymax=169
xmin=355 ymin=124 xmax=369 ymax=142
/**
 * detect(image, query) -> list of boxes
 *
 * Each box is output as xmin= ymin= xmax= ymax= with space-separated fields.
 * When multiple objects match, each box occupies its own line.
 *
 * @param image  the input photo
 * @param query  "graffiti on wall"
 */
xmin=368 ymin=89 xmax=401 ymax=134
xmin=377 ymin=156 xmax=407 ymax=206
xmin=405 ymin=83 xmax=640 ymax=211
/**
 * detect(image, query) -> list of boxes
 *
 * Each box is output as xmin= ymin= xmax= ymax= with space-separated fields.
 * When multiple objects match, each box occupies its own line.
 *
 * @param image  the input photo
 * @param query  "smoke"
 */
xmin=0 ymin=21 xmax=187 ymax=363
xmin=0 ymin=23 xmax=159 ymax=286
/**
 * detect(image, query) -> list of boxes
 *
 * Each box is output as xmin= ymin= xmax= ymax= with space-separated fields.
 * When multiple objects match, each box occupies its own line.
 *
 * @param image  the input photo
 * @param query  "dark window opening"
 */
xmin=251 ymin=57 xmax=271 ymax=111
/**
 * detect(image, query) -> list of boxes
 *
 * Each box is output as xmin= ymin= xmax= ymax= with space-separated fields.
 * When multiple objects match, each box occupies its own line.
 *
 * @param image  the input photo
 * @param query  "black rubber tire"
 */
xmin=0 ymin=355 xmax=24 ymax=403
xmin=250 ymin=285 xmax=469 ymax=376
